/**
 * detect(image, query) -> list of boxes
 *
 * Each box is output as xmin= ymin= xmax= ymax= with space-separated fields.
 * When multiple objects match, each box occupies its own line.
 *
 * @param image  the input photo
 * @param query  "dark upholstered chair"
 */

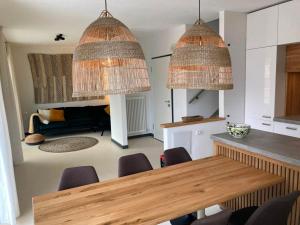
xmin=164 ymin=147 xmax=192 ymax=166
xmin=229 ymin=191 xmax=300 ymax=225
xmin=58 ymin=166 xmax=99 ymax=191
xmin=164 ymin=147 xmax=195 ymax=225
xmin=227 ymin=207 xmax=258 ymax=225
xmin=118 ymin=153 xmax=153 ymax=177
xmin=191 ymin=209 xmax=233 ymax=225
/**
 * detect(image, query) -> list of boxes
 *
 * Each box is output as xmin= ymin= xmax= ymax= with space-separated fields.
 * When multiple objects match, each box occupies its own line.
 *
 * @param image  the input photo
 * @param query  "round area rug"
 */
xmin=39 ymin=137 xmax=98 ymax=153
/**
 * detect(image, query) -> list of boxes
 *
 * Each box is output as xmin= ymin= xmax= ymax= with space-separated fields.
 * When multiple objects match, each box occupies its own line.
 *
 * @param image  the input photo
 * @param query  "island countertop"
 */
xmin=212 ymin=129 xmax=300 ymax=166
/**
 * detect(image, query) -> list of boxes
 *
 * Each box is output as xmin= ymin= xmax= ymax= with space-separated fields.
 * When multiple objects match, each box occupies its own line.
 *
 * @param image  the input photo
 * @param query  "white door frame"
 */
xmin=151 ymin=55 xmax=174 ymax=141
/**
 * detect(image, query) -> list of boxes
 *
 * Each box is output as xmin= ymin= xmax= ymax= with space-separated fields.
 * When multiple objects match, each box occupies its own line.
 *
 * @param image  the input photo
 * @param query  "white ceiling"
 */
xmin=0 ymin=0 xmax=287 ymax=44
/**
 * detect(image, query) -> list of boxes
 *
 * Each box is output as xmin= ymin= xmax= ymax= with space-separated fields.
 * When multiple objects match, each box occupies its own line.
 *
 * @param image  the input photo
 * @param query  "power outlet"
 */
xmin=195 ymin=130 xmax=204 ymax=135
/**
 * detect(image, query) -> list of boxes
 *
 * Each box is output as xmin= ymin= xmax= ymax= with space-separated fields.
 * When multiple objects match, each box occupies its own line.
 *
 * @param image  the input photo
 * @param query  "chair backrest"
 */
xmin=58 ymin=166 xmax=99 ymax=191
xmin=245 ymin=191 xmax=300 ymax=225
xmin=118 ymin=153 xmax=153 ymax=177
xmin=164 ymin=147 xmax=192 ymax=166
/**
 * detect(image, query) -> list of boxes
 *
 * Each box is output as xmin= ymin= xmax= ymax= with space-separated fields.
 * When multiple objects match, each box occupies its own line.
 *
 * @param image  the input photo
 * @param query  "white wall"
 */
xmin=185 ymin=20 xmax=220 ymax=119
xmin=6 ymin=47 xmax=25 ymax=140
xmin=0 ymin=31 xmax=23 ymax=165
xmin=136 ymin=26 xmax=187 ymax=129
xmin=0 ymin=28 xmax=20 ymax=225
xmin=137 ymin=21 xmax=221 ymax=127
xmin=173 ymin=89 xmax=188 ymax=122
xmin=163 ymin=120 xmax=226 ymax=159
xmin=136 ymin=20 xmax=219 ymax=127
xmin=8 ymin=43 xmax=107 ymax=132
xmin=110 ymin=95 xmax=128 ymax=147
xmin=0 ymin=77 xmax=20 ymax=224
xmin=187 ymin=90 xmax=219 ymax=118
xmin=219 ymin=11 xmax=247 ymax=123
xmin=137 ymin=25 xmax=187 ymax=58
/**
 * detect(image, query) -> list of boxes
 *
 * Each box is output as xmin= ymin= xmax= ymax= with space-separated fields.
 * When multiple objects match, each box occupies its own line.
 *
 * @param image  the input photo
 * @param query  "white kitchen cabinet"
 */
xmin=274 ymin=122 xmax=300 ymax=138
xmin=247 ymin=118 xmax=274 ymax=133
xmin=278 ymin=1 xmax=300 ymax=45
xmin=245 ymin=47 xmax=277 ymax=126
xmin=163 ymin=120 xmax=226 ymax=160
xmin=247 ymin=6 xmax=278 ymax=49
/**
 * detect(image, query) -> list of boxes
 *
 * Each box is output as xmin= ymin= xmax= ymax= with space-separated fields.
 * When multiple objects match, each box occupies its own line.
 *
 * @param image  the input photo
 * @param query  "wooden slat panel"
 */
xmin=286 ymin=72 xmax=300 ymax=116
xmin=215 ymin=141 xmax=300 ymax=225
xmin=286 ymin=44 xmax=300 ymax=73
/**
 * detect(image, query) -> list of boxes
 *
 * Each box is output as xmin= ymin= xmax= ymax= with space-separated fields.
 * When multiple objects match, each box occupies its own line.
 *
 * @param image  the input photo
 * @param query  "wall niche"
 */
xmin=285 ymin=44 xmax=300 ymax=116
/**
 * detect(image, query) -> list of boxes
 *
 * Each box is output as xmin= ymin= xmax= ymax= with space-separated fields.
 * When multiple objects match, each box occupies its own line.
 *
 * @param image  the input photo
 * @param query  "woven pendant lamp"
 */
xmin=168 ymin=0 xmax=233 ymax=90
xmin=72 ymin=1 xmax=150 ymax=97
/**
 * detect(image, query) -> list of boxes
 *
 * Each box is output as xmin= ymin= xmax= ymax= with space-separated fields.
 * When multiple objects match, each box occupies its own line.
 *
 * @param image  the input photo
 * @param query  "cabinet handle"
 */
xmin=286 ymin=127 xmax=298 ymax=131
xmin=262 ymin=115 xmax=271 ymax=119
xmin=262 ymin=123 xmax=271 ymax=126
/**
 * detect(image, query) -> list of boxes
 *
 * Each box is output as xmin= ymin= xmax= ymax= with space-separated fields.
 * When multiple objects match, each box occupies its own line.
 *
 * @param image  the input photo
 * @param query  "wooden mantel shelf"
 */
xmin=160 ymin=117 xmax=225 ymax=128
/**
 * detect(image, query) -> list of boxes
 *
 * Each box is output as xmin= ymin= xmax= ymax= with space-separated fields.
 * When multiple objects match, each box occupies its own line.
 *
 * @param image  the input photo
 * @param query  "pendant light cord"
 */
xmin=198 ymin=0 xmax=201 ymax=21
xmin=105 ymin=0 xmax=108 ymax=11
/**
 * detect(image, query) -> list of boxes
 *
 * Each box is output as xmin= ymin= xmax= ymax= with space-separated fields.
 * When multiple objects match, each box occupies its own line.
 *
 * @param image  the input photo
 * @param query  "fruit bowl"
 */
xmin=226 ymin=123 xmax=251 ymax=139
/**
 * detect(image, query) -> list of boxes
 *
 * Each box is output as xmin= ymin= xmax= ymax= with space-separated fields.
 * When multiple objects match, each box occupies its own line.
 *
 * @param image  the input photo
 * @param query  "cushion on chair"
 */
xmin=104 ymin=105 xmax=110 ymax=115
xmin=48 ymin=109 xmax=65 ymax=122
xmin=38 ymin=109 xmax=65 ymax=122
xmin=191 ymin=209 xmax=233 ymax=225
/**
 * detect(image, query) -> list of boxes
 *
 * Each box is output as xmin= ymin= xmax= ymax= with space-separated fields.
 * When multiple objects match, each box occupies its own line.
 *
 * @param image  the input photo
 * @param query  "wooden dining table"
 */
xmin=33 ymin=156 xmax=284 ymax=225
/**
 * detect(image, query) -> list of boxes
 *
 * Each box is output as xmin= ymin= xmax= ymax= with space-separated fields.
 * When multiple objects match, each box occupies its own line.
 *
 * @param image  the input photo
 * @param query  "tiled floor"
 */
xmin=14 ymin=131 xmax=220 ymax=225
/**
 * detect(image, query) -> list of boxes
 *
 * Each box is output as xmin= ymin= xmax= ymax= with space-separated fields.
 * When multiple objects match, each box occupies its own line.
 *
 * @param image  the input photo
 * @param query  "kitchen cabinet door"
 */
xmin=246 ymin=118 xmax=274 ymax=133
xmin=247 ymin=6 xmax=278 ymax=49
xmin=274 ymin=122 xmax=300 ymax=138
xmin=245 ymin=47 xmax=277 ymax=123
xmin=278 ymin=1 xmax=300 ymax=45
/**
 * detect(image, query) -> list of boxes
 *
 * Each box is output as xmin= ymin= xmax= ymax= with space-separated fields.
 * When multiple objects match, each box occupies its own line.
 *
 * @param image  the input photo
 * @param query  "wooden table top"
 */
xmin=160 ymin=117 xmax=225 ymax=128
xmin=33 ymin=156 xmax=284 ymax=225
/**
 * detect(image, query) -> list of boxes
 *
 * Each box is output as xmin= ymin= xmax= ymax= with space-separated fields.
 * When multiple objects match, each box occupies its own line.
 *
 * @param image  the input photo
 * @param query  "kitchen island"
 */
xmin=212 ymin=129 xmax=300 ymax=225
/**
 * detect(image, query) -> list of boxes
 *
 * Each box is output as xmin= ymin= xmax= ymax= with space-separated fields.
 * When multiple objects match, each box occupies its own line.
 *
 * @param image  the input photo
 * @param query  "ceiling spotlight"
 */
xmin=54 ymin=34 xmax=65 ymax=41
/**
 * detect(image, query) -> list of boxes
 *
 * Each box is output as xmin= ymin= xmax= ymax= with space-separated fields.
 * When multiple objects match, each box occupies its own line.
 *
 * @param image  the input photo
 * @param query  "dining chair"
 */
xmin=197 ymin=191 xmax=300 ymax=225
xmin=118 ymin=153 xmax=153 ymax=177
xmin=226 ymin=206 xmax=258 ymax=225
xmin=58 ymin=166 xmax=99 ymax=191
xmin=243 ymin=191 xmax=300 ymax=225
xmin=164 ymin=147 xmax=196 ymax=225
xmin=191 ymin=192 xmax=300 ymax=225
xmin=164 ymin=147 xmax=192 ymax=166
xmin=191 ymin=209 xmax=233 ymax=225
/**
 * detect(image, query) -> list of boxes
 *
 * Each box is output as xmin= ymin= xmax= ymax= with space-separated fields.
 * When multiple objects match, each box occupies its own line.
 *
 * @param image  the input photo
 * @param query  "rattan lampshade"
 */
xmin=72 ymin=10 xmax=150 ymax=97
xmin=168 ymin=19 xmax=233 ymax=90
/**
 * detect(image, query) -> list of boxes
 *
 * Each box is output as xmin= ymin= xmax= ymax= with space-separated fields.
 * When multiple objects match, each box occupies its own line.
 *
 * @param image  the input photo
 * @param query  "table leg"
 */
xmin=197 ymin=209 xmax=206 ymax=219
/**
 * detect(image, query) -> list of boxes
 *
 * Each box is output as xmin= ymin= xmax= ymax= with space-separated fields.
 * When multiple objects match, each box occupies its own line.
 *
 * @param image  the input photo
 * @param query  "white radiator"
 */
xmin=126 ymin=95 xmax=147 ymax=136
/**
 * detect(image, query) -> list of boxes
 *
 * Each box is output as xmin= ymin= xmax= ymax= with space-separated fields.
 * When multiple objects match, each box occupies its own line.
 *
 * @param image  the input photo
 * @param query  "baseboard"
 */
xmin=153 ymin=137 xmax=163 ymax=143
xmin=128 ymin=133 xmax=154 ymax=139
xmin=111 ymin=138 xmax=128 ymax=149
